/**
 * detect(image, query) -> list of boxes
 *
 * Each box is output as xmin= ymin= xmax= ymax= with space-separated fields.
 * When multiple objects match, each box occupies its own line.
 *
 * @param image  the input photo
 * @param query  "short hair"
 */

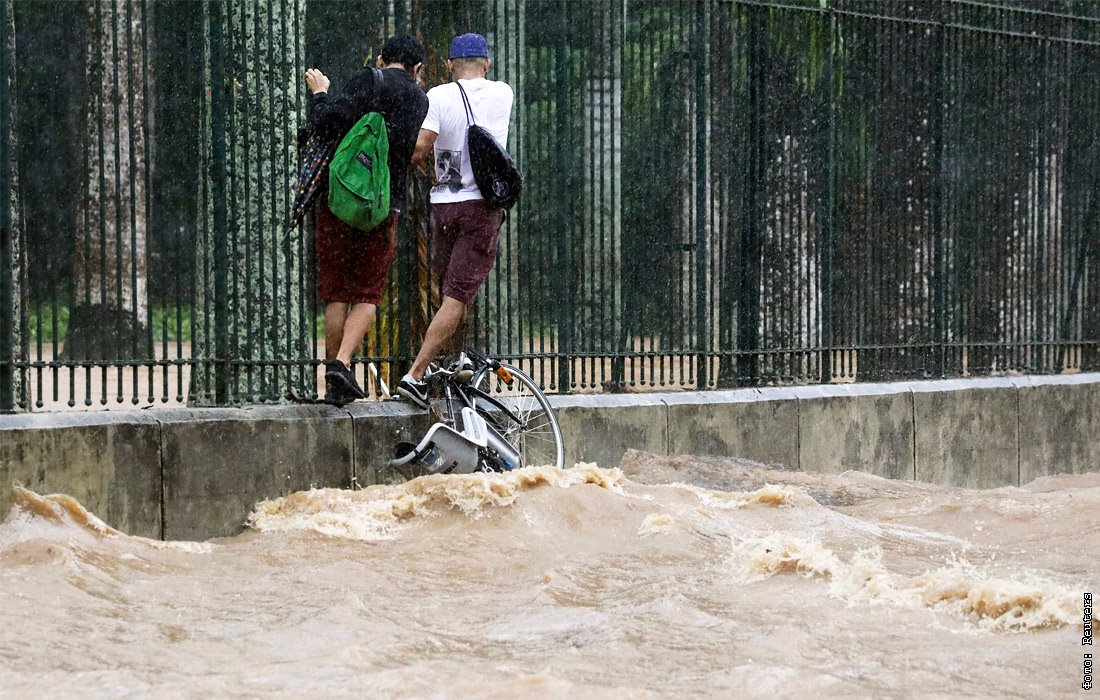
xmin=450 ymin=56 xmax=489 ymax=72
xmin=381 ymin=34 xmax=426 ymax=72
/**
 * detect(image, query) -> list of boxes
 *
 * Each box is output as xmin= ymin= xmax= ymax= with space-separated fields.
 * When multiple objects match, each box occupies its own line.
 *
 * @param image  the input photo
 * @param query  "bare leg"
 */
xmin=323 ymin=302 xmax=349 ymax=360
xmin=336 ymin=302 xmax=377 ymax=367
xmin=409 ymin=296 xmax=466 ymax=380
xmin=442 ymin=306 xmax=470 ymax=355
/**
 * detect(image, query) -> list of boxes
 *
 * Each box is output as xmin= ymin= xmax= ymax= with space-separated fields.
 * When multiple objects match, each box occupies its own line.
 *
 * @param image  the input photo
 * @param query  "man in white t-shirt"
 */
xmin=398 ymin=33 xmax=514 ymax=408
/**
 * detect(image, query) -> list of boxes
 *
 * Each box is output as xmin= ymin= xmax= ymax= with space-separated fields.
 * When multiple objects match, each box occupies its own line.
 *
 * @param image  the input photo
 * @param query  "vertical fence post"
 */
xmin=554 ymin=0 xmax=572 ymax=393
xmin=716 ymin=3 xmax=740 ymax=389
xmin=820 ymin=6 xmax=837 ymax=383
xmin=208 ymin=0 xmax=229 ymax=404
xmin=931 ymin=11 xmax=947 ymax=378
xmin=1035 ymin=36 xmax=1051 ymax=372
xmin=396 ymin=192 xmax=416 ymax=381
xmin=0 ymin=0 xmax=14 ymax=412
xmin=736 ymin=5 xmax=766 ymax=386
xmin=693 ymin=0 xmax=709 ymax=390
xmin=609 ymin=0 xmax=626 ymax=390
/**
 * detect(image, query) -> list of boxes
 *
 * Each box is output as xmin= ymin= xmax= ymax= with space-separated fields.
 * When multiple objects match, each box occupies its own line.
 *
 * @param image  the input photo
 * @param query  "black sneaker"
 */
xmin=324 ymin=360 xmax=366 ymax=405
xmin=323 ymin=384 xmax=356 ymax=406
xmin=396 ymin=374 xmax=429 ymax=409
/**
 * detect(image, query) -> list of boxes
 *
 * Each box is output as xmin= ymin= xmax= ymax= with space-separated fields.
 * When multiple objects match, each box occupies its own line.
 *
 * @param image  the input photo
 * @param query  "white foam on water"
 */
xmin=247 ymin=463 xmax=625 ymax=540
xmin=637 ymin=512 xmax=675 ymax=536
xmin=730 ymin=534 xmax=1080 ymax=632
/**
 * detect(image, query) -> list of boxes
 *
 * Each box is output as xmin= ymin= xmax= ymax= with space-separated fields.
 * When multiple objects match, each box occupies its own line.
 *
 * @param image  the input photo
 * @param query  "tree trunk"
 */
xmin=192 ymin=0 xmax=308 ymax=404
xmin=1 ymin=0 xmax=27 ymax=410
xmin=67 ymin=0 xmax=151 ymax=361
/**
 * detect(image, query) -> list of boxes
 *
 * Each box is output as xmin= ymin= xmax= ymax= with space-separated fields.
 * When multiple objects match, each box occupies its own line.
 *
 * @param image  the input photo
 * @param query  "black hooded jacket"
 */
xmin=308 ymin=67 xmax=428 ymax=212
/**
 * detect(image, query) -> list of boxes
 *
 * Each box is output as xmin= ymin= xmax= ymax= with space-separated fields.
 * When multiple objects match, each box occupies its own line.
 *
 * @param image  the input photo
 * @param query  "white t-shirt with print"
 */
xmin=421 ymin=78 xmax=514 ymax=204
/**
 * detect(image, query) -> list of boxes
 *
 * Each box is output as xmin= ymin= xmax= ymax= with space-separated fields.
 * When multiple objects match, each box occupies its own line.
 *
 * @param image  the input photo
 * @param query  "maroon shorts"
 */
xmin=315 ymin=199 xmax=398 ymax=305
xmin=430 ymin=200 xmax=504 ymax=305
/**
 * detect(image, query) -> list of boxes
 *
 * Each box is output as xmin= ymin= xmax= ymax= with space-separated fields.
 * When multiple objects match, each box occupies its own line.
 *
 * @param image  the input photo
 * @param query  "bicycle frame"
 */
xmin=439 ymin=379 xmax=523 ymax=472
xmin=447 ymin=383 xmax=527 ymax=429
xmin=391 ymin=351 xmax=564 ymax=474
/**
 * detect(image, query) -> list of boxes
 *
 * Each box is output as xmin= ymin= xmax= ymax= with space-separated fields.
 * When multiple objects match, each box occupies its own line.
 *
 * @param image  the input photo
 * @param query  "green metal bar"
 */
xmin=737 ymin=4 xmax=766 ymax=386
xmin=693 ymin=0 xmax=709 ymax=389
xmin=397 ymin=200 xmax=415 ymax=380
xmin=554 ymin=0 xmax=571 ymax=393
xmin=125 ymin=0 xmax=139 ymax=402
xmin=243 ymin=0 xmax=257 ymax=401
xmin=260 ymin=0 xmax=272 ymax=400
xmin=580 ymin=0 xmax=591 ymax=390
xmin=0 ymin=0 xmax=12 ymax=411
xmin=110 ymin=0 xmax=123 ymax=399
xmin=931 ymin=12 xmax=947 ymax=378
xmin=599 ymin=0 xmax=610 ymax=387
xmin=1035 ymin=36 xmax=1050 ymax=371
xmin=266 ymin=0 xmax=278 ymax=399
xmin=209 ymin=0 xmax=229 ymax=405
xmin=659 ymin=1 xmax=669 ymax=389
xmin=92 ymin=0 xmax=104 ymax=405
xmin=143 ymin=0 xmax=155 ymax=404
xmin=820 ymin=7 xmax=838 ymax=382
xmin=296 ymin=0 xmax=312 ymax=396
xmin=506 ymin=0 xmax=517 ymax=365
xmin=538 ymin=42 xmax=547 ymax=388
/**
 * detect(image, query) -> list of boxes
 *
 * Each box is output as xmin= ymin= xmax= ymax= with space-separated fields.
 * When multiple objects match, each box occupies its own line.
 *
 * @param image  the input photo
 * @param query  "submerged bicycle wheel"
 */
xmin=470 ymin=362 xmax=565 ymax=469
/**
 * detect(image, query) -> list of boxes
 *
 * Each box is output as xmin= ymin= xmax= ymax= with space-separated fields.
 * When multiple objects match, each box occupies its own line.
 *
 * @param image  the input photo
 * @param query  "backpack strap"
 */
xmin=455 ymin=81 xmax=476 ymax=127
xmin=369 ymin=67 xmax=385 ymax=109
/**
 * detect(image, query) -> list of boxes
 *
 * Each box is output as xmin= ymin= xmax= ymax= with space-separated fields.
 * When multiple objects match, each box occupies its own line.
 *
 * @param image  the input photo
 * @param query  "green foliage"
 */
xmin=26 ymin=304 xmax=196 ymax=344
xmin=25 ymin=304 xmax=69 ymax=345
xmin=150 ymin=305 xmax=192 ymax=343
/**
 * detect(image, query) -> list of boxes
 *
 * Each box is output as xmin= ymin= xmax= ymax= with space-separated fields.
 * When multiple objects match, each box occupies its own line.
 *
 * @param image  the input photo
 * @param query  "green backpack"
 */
xmin=328 ymin=84 xmax=390 ymax=231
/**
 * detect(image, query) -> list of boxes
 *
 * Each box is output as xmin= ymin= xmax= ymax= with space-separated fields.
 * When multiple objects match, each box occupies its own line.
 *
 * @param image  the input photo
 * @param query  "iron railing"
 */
xmin=1 ymin=0 xmax=1098 ymax=410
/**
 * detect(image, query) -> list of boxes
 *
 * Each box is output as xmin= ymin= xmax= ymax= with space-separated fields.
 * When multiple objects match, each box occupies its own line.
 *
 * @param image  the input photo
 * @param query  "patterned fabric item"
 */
xmin=286 ymin=126 xmax=337 ymax=231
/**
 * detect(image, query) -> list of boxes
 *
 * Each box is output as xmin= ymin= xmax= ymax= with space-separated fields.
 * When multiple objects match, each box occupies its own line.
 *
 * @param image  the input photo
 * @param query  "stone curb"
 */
xmin=2 ymin=373 xmax=1098 ymax=540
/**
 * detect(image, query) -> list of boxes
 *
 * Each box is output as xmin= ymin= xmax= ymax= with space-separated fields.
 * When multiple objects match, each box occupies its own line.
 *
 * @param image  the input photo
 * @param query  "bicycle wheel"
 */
xmin=469 ymin=362 xmax=565 ymax=469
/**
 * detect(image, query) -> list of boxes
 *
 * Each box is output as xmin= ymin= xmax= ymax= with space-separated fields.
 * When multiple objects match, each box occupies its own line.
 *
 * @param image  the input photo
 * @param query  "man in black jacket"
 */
xmin=304 ymin=35 xmax=428 ymax=404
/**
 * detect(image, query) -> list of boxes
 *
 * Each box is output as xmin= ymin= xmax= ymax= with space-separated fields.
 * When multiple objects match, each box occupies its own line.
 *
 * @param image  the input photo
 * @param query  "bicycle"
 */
xmin=385 ymin=350 xmax=565 ymax=475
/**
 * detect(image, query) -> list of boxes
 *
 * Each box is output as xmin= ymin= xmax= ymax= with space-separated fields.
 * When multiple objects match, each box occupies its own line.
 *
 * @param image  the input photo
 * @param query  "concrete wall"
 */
xmin=0 ymin=403 xmax=432 ymax=541
xmin=557 ymin=375 xmax=1100 ymax=487
xmin=2 ymin=374 xmax=1098 ymax=540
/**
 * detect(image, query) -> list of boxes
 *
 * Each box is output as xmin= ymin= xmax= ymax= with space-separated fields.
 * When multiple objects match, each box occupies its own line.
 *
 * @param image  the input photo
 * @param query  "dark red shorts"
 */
xmin=430 ymin=200 xmax=504 ymax=305
xmin=315 ymin=199 xmax=398 ymax=305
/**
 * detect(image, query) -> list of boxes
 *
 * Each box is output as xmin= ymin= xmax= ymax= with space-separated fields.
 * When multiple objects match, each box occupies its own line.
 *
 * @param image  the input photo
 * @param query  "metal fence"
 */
xmin=1 ymin=0 xmax=1098 ymax=411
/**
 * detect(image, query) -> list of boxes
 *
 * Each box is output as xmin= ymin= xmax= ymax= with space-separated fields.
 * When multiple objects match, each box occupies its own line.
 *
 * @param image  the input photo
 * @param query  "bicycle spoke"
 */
xmin=472 ymin=361 xmax=564 ymax=469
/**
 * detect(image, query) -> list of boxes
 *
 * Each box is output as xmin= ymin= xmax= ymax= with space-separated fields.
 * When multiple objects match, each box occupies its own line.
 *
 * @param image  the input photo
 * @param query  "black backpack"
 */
xmin=456 ymin=82 xmax=521 ymax=210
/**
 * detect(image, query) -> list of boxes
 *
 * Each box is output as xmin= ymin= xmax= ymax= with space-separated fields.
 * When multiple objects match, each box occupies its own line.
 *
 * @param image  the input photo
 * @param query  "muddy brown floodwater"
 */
xmin=1 ymin=450 xmax=1095 ymax=698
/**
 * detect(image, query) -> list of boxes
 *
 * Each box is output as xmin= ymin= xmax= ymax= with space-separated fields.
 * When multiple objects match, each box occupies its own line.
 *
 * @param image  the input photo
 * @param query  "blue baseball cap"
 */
xmin=450 ymin=33 xmax=489 ymax=59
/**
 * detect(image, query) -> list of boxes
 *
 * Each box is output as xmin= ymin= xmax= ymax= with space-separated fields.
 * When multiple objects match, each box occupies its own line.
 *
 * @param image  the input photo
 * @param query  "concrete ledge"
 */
xmin=910 ymin=381 xmax=1019 ymax=488
xmin=1013 ymin=375 xmax=1100 ymax=484
xmin=663 ymin=389 xmax=801 ymax=469
xmin=2 ymin=373 xmax=1098 ymax=540
xmin=792 ymin=384 xmax=914 ymax=479
xmin=159 ymin=405 xmax=353 ymax=540
xmin=0 ymin=412 xmax=162 ymax=538
xmin=552 ymin=393 xmax=668 ymax=470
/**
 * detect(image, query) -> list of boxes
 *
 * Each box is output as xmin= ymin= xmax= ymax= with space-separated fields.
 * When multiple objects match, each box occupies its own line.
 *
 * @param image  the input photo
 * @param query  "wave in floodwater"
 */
xmin=1 ymin=451 xmax=1095 ymax=698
